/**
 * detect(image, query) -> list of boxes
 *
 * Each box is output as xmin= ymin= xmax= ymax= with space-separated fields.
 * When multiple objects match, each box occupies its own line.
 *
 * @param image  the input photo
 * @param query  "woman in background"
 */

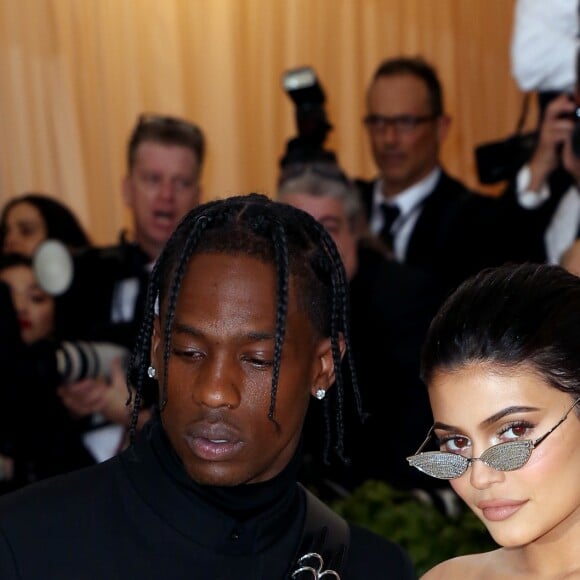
xmin=0 ymin=193 xmax=90 ymax=256
xmin=407 ymin=263 xmax=580 ymax=578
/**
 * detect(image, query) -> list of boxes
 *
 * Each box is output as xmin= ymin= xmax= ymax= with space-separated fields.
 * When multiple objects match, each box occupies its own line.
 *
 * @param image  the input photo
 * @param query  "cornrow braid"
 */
xmin=128 ymin=193 xmax=361 ymax=464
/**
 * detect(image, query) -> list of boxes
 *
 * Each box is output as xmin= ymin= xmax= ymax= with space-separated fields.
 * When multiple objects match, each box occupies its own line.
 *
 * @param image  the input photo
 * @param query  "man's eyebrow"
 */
xmin=433 ymin=406 xmax=540 ymax=433
xmin=172 ymin=322 xmax=275 ymax=341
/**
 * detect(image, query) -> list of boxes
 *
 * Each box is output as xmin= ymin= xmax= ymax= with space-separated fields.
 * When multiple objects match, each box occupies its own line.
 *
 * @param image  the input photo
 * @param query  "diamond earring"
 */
xmin=314 ymin=388 xmax=326 ymax=400
xmin=147 ymin=366 xmax=157 ymax=379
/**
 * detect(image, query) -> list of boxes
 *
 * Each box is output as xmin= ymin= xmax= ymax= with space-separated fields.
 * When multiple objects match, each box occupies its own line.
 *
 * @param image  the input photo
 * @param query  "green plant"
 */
xmin=331 ymin=480 xmax=497 ymax=576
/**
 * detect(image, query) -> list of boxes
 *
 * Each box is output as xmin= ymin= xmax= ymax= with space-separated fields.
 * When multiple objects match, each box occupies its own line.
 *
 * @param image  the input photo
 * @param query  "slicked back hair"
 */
xmin=128 ymin=193 xmax=362 ymax=463
xmin=421 ymin=263 xmax=580 ymax=405
xmin=371 ymin=56 xmax=444 ymax=117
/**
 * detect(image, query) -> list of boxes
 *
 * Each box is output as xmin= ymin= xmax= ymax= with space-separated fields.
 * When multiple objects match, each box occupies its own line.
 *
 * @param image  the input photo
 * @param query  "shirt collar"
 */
xmin=372 ymin=166 xmax=441 ymax=216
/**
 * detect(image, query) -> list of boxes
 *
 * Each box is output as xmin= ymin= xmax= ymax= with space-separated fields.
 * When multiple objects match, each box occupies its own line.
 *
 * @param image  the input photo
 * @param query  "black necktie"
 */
xmin=379 ymin=203 xmax=401 ymax=249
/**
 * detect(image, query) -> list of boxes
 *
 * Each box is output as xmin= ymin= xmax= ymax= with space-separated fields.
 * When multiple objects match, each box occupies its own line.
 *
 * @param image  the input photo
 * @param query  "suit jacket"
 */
xmin=300 ymin=245 xmax=441 ymax=495
xmin=356 ymin=171 xmax=518 ymax=298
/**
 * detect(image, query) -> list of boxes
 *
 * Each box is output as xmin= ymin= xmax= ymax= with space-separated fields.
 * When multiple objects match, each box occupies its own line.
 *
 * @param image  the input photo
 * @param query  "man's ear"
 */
xmin=436 ymin=114 xmax=451 ymax=144
xmin=122 ymin=175 xmax=133 ymax=208
xmin=309 ymin=334 xmax=346 ymax=398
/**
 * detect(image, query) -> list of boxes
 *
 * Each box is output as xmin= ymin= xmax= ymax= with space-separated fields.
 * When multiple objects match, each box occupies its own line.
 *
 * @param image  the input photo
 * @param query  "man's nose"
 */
xmin=192 ymin=359 xmax=242 ymax=410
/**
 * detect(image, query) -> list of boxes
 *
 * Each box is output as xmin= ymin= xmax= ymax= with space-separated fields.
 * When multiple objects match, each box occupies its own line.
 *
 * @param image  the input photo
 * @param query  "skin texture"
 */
xmin=122 ymin=141 xmax=201 ymax=260
xmin=0 ymin=264 xmax=54 ymax=344
xmin=422 ymin=363 xmax=580 ymax=579
xmin=279 ymin=192 xmax=359 ymax=281
xmin=151 ymin=252 xmax=337 ymax=486
xmin=366 ymin=74 xmax=450 ymax=198
xmin=2 ymin=202 xmax=48 ymax=256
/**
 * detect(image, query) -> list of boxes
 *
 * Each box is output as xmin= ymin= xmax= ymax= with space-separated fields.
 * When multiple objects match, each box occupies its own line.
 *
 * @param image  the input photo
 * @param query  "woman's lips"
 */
xmin=18 ymin=318 xmax=32 ymax=330
xmin=477 ymin=499 xmax=528 ymax=521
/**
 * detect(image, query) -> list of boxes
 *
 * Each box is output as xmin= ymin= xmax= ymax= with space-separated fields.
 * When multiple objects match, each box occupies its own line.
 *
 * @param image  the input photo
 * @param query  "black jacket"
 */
xmin=357 ymin=171 xmax=518 ymax=298
xmin=0 ymin=419 xmax=416 ymax=579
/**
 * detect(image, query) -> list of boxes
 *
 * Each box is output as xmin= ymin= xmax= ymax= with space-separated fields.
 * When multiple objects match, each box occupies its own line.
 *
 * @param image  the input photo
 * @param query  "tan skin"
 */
xmin=279 ymin=192 xmax=359 ymax=281
xmin=422 ymin=363 xmax=580 ymax=579
xmin=365 ymin=74 xmax=450 ymax=199
xmin=59 ymin=140 xmax=203 ymax=425
xmin=151 ymin=252 xmax=340 ymax=486
xmin=527 ymin=94 xmax=580 ymax=192
xmin=2 ymin=202 xmax=48 ymax=256
xmin=122 ymin=141 xmax=202 ymax=261
xmin=0 ymin=264 xmax=54 ymax=345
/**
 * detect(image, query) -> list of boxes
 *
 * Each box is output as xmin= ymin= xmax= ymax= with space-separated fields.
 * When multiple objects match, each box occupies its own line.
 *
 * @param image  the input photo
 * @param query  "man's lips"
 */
xmin=185 ymin=423 xmax=244 ymax=462
xmin=476 ymin=499 xmax=528 ymax=522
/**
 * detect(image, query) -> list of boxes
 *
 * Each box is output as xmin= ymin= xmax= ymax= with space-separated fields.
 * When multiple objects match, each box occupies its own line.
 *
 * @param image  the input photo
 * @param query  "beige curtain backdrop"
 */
xmin=0 ymin=0 xmax=527 ymax=245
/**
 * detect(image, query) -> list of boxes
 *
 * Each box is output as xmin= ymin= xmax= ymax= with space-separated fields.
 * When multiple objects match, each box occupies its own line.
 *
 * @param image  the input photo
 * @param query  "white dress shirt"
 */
xmin=516 ymin=164 xmax=580 ymax=263
xmin=370 ymin=168 xmax=441 ymax=262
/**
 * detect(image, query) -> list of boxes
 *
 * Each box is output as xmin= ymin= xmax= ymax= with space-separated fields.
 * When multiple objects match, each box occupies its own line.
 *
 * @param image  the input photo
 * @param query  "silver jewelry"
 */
xmin=147 ymin=366 xmax=157 ymax=379
xmin=292 ymin=552 xmax=340 ymax=578
xmin=314 ymin=388 xmax=326 ymax=400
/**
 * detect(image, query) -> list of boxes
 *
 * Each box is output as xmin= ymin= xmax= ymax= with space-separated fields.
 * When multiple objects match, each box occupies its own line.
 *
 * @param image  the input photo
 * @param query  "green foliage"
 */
xmin=331 ymin=480 xmax=497 ymax=576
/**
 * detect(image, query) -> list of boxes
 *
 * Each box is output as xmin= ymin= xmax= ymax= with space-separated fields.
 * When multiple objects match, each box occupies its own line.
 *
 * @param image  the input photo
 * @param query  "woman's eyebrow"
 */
xmin=433 ymin=406 xmax=540 ymax=432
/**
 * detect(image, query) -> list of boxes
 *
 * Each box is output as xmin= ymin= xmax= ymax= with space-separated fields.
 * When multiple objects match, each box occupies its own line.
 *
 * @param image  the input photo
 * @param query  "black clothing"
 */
xmin=356 ymin=171 xmax=518 ymax=299
xmin=0 ymin=418 xmax=415 ymax=579
xmin=499 ymin=167 xmax=577 ymax=264
xmin=58 ymin=235 xmax=151 ymax=347
xmin=301 ymin=244 xmax=440 ymax=496
xmin=0 ymin=284 xmax=94 ymax=491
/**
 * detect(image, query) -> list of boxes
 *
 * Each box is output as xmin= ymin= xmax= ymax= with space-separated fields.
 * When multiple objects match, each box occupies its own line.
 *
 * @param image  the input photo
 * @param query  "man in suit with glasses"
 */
xmin=357 ymin=57 xmax=508 ymax=299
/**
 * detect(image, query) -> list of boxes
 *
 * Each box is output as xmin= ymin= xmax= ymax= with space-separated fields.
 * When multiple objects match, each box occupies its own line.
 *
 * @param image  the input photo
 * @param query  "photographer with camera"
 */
xmin=0 ymin=254 xmax=128 ymax=490
xmin=508 ymin=92 xmax=580 ymax=265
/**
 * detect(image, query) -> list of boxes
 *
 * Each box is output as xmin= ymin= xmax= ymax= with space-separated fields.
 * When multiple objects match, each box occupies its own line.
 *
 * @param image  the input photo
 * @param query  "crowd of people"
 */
xmin=0 ymin=46 xmax=579 ymax=579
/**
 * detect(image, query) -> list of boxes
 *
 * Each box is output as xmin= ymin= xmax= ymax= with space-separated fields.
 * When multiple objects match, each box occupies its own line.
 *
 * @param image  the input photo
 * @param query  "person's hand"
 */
xmin=97 ymin=357 xmax=134 ymax=425
xmin=528 ymin=94 xmax=576 ymax=190
xmin=0 ymin=454 xmax=14 ymax=482
xmin=560 ymin=127 xmax=580 ymax=183
xmin=57 ymin=377 xmax=110 ymax=419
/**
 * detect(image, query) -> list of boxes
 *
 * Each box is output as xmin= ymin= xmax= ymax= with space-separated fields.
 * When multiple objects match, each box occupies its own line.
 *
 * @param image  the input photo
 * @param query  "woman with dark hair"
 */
xmin=407 ymin=263 xmax=580 ymax=578
xmin=0 ymin=193 xmax=414 ymax=579
xmin=0 ymin=193 xmax=91 ymax=256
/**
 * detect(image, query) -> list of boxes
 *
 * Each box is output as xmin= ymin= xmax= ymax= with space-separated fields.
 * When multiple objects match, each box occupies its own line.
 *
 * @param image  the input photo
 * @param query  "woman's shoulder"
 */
xmin=421 ymin=549 xmax=501 ymax=580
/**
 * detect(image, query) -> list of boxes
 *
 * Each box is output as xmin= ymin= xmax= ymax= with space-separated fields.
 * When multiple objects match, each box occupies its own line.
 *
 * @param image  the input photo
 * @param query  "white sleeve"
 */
xmin=511 ymin=0 xmax=578 ymax=93
xmin=516 ymin=165 xmax=551 ymax=209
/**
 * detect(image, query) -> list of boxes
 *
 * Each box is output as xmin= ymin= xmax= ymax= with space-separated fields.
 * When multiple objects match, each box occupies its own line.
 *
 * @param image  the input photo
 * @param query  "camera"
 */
xmin=280 ymin=66 xmax=337 ymax=168
xmin=1 ymin=281 xmax=129 ymax=389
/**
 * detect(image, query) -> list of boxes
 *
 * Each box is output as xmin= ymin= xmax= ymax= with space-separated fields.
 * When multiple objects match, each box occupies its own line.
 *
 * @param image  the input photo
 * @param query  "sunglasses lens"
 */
xmin=480 ymin=440 xmax=533 ymax=471
xmin=407 ymin=451 xmax=468 ymax=479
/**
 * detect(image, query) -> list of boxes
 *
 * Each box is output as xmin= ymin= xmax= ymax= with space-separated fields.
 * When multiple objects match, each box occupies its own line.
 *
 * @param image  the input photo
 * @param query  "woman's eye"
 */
xmin=439 ymin=435 xmax=470 ymax=454
xmin=499 ymin=422 xmax=532 ymax=440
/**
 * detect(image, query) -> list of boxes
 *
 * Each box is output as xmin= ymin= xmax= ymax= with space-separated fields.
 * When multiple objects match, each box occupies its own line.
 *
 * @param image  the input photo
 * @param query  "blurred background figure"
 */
xmin=504 ymin=0 xmax=580 ymax=266
xmin=0 ymin=252 xmax=137 ymax=493
xmin=0 ymin=193 xmax=91 ymax=257
xmin=277 ymin=162 xmax=452 ymax=509
xmin=356 ymin=57 xmax=513 ymax=300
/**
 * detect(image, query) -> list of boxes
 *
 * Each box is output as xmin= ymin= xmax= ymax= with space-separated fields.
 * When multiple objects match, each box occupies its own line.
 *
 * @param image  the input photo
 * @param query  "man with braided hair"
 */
xmin=0 ymin=194 xmax=414 ymax=579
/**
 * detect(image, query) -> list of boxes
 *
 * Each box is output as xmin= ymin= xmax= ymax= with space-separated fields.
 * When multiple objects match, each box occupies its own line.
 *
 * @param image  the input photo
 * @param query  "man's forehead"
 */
xmin=368 ymin=74 xmax=431 ymax=112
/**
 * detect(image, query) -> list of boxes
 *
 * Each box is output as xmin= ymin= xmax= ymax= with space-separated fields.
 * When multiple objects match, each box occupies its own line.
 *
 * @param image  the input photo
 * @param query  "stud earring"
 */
xmin=314 ymin=388 xmax=326 ymax=400
xmin=147 ymin=366 xmax=157 ymax=379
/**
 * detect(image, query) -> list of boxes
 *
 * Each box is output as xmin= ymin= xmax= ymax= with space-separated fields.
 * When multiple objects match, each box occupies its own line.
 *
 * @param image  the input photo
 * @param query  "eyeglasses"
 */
xmin=407 ymin=397 xmax=580 ymax=480
xmin=363 ymin=114 xmax=437 ymax=135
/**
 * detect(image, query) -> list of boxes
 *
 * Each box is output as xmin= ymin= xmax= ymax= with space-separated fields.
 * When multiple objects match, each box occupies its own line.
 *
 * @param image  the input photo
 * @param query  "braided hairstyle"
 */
xmin=128 ymin=193 xmax=362 ymax=463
